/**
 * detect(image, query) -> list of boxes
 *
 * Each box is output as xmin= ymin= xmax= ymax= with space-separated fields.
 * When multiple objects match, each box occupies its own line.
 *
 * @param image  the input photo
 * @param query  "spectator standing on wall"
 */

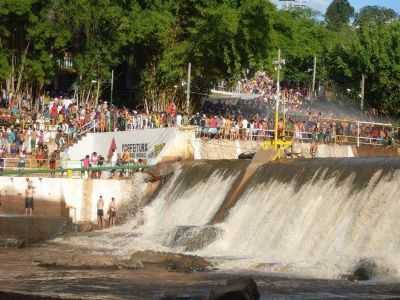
xmin=97 ymin=155 xmax=104 ymax=178
xmin=49 ymin=152 xmax=57 ymax=177
xmin=0 ymin=153 xmax=4 ymax=173
xmin=97 ymin=195 xmax=104 ymax=228
xmin=166 ymin=101 xmax=176 ymax=127
xmin=121 ymin=147 xmax=130 ymax=177
xmin=90 ymin=152 xmax=98 ymax=178
xmin=17 ymin=150 xmax=26 ymax=173
xmin=176 ymin=112 xmax=182 ymax=127
xmin=82 ymin=155 xmax=90 ymax=178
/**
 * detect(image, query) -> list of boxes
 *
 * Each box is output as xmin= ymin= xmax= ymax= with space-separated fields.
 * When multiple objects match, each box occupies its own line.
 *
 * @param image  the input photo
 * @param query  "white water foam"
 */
xmin=198 ymin=168 xmax=400 ymax=279
xmin=61 ymin=159 xmax=400 ymax=280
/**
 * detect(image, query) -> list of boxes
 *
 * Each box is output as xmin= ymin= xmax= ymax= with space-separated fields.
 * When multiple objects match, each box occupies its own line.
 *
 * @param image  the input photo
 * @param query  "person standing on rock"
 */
xmin=108 ymin=197 xmax=117 ymax=227
xmin=97 ymin=195 xmax=104 ymax=228
xmin=25 ymin=179 xmax=34 ymax=216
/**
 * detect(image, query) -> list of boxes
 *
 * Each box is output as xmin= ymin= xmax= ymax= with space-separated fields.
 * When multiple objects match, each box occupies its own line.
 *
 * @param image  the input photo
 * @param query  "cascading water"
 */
xmin=199 ymin=158 xmax=400 ymax=278
xmin=64 ymin=160 xmax=248 ymax=254
xmin=64 ymin=157 xmax=400 ymax=279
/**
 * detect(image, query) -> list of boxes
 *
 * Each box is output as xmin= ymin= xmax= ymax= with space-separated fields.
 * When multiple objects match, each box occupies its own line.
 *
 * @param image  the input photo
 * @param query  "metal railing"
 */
xmin=0 ymin=157 xmax=145 ymax=177
xmin=78 ymin=119 xmax=96 ymax=137
xmin=194 ymin=126 xmax=395 ymax=147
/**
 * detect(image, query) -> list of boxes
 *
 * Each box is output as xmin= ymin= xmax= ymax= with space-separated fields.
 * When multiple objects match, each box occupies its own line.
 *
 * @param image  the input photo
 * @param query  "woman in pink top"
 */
xmin=82 ymin=155 xmax=90 ymax=177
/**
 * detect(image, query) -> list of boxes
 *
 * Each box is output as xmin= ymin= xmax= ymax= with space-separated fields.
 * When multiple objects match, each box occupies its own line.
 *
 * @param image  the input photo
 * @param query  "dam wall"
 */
xmin=0 ymin=174 xmax=151 ymax=222
xmin=64 ymin=158 xmax=400 ymax=279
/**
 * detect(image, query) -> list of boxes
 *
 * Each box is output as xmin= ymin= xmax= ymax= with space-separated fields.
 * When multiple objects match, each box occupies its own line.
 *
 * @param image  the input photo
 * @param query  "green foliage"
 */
xmin=326 ymin=0 xmax=355 ymax=29
xmin=0 ymin=0 xmax=399 ymax=116
xmin=354 ymin=6 xmax=398 ymax=26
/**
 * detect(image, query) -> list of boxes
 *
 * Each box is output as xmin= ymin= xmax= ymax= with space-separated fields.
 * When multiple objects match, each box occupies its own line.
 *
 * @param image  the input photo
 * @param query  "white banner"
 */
xmin=67 ymin=128 xmax=177 ymax=164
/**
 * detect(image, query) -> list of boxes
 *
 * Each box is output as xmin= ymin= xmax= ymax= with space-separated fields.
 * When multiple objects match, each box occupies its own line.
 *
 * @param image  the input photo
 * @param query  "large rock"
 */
xmin=127 ymin=250 xmax=211 ymax=273
xmin=164 ymin=226 xmax=223 ymax=252
xmin=0 ymin=238 xmax=25 ymax=248
xmin=344 ymin=258 xmax=396 ymax=281
xmin=207 ymin=277 xmax=260 ymax=300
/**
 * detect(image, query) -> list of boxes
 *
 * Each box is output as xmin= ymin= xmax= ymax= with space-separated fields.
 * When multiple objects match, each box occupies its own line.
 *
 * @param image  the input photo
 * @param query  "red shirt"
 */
xmin=210 ymin=118 xmax=218 ymax=128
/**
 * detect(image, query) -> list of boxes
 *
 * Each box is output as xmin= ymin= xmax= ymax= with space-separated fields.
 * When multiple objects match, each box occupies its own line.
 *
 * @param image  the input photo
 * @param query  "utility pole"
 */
xmin=360 ymin=73 xmax=365 ymax=111
xmin=312 ymin=55 xmax=317 ymax=98
xmin=273 ymin=49 xmax=285 ymax=148
xmin=110 ymin=69 xmax=114 ymax=106
xmin=186 ymin=62 xmax=191 ymax=114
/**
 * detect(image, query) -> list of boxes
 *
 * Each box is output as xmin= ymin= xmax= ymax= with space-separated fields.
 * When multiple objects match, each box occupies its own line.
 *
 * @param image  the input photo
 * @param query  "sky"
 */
xmin=273 ymin=0 xmax=400 ymax=14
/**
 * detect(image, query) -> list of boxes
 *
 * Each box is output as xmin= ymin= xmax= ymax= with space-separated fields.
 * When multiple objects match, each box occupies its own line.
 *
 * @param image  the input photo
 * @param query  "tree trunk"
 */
xmin=86 ymin=88 xmax=91 ymax=104
xmin=95 ymin=79 xmax=101 ymax=106
xmin=15 ymin=41 xmax=31 ymax=99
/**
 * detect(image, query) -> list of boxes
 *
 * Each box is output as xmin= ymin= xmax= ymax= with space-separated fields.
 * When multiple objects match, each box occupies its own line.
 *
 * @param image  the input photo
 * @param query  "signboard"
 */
xmin=67 ymin=128 xmax=176 ymax=165
xmin=122 ymin=143 xmax=149 ymax=159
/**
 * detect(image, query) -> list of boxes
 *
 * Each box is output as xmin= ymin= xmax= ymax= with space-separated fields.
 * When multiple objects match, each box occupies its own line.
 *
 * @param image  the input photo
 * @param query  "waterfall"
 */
xmin=64 ymin=157 xmax=400 ymax=279
xmin=200 ymin=158 xmax=400 ymax=278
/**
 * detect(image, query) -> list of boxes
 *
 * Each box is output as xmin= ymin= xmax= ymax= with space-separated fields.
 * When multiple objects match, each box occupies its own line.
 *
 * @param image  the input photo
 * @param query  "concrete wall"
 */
xmin=153 ymin=127 xmax=261 ymax=161
xmin=66 ymin=128 xmax=177 ymax=166
xmin=293 ymin=142 xmax=400 ymax=158
xmin=0 ymin=216 xmax=72 ymax=244
xmin=0 ymin=175 xmax=149 ymax=222
xmin=67 ymin=127 xmax=262 ymax=163
xmin=292 ymin=143 xmax=355 ymax=158
xmin=66 ymin=127 xmax=400 ymax=163
xmin=194 ymin=139 xmax=261 ymax=160
xmin=156 ymin=127 xmax=196 ymax=162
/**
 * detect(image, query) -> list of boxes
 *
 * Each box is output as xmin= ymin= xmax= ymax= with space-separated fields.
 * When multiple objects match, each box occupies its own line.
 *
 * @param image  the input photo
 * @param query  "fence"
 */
xmin=0 ymin=157 xmax=145 ymax=177
xmin=194 ymin=118 xmax=397 ymax=148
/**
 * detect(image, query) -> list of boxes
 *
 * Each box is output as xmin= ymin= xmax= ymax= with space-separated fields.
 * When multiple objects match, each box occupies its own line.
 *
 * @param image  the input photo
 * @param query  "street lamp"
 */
xmin=272 ymin=49 xmax=285 ymax=148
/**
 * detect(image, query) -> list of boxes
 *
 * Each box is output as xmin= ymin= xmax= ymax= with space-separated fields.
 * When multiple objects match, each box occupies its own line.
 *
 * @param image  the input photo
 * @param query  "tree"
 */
xmin=326 ymin=0 xmax=354 ymax=29
xmin=354 ymin=6 xmax=398 ymax=26
xmin=0 ymin=0 xmax=399 ymax=116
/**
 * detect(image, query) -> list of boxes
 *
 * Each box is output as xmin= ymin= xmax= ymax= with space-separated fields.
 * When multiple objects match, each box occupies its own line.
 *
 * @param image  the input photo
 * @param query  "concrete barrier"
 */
xmin=0 ymin=216 xmax=73 ymax=244
xmin=0 ymin=175 xmax=149 ymax=222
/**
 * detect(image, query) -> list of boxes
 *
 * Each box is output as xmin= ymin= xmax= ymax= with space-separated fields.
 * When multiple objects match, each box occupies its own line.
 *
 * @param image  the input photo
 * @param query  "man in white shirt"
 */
xmin=176 ymin=113 xmax=182 ymax=127
xmin=242 ymin=118 xmax=249 ymax=139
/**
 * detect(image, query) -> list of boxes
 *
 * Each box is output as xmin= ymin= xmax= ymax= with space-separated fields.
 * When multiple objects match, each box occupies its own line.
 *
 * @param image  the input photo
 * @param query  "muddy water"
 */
xmin=1 ymin=246 xmax=400 ymax=299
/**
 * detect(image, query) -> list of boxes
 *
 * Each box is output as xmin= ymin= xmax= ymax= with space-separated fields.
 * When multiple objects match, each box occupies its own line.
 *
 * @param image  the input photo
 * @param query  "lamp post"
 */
xmin=110 ymin=69 xmax=114 ymax=106
xmin=312 ymin=55 xmax=317 ymax=98
xmin=273 ymin=49 xmax=285 ymax=148
xmin=186 ymin=63 xmax=191 ymax=114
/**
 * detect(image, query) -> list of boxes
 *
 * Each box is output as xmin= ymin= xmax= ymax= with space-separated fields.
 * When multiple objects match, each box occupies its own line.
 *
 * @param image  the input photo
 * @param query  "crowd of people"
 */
xmin=80 ymin=146 xmax=144 ymax=180
xmin=240 ymin=71 xmax=308 ymax=113
xmin=0 ymin=97 xmax=182 ymax=172
xmin=0 ymin=69 xmax=396 ymax=173
xmin=192 ymin=110 xmax=395 ymax=146
xmin=0 ymin=96 xmax=394 ymax=171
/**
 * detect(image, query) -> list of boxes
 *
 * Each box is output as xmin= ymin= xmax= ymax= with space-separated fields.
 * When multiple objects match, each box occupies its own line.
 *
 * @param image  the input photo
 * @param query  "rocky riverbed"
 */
xmin=2 ymin=244 xmax=400 ymax=299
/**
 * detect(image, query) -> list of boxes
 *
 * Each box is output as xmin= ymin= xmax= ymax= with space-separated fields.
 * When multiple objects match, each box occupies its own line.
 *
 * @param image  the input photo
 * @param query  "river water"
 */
xmin=2 ymin=158 xmax=400 ymax=298
xmin=1 ymin=246 xmax=400 ymax=300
